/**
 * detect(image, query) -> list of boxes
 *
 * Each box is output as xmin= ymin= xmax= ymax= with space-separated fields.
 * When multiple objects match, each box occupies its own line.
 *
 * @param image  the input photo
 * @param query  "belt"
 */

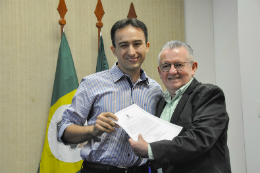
xmin=82 ymin=160 xmax=150 ymax=173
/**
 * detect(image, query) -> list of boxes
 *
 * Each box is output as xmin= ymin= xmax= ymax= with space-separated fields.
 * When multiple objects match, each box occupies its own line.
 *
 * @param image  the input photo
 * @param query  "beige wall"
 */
xmin=0 ymin=0 xmax=184 ymax=172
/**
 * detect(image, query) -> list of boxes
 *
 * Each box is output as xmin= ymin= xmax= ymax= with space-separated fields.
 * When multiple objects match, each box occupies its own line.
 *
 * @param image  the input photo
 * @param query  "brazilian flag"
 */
xmin=38 ymin=32 xmax=82 ymax=173
xmin=96 ymin=33 xmax=109 ymax=72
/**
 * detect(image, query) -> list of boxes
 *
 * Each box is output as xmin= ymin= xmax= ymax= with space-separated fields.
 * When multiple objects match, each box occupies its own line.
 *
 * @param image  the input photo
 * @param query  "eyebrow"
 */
xmin=118 ymin=40 xmax=143 ymax=46
xmin=133 ymin=40 xmax=143 ymax=43
xmin=118 ymin=42 xmax=129 ymax=46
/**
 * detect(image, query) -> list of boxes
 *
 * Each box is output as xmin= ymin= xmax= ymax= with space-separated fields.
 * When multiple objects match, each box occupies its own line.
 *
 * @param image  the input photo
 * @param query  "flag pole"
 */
xmin=94 ymin=0 xmax=105 ymax=51
xmin=57 ymin=0 xmax=68 ymax=37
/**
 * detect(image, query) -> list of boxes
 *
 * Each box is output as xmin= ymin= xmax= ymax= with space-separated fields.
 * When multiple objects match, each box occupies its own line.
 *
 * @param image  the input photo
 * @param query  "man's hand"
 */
xmin=129 ymin=134 xmax=148 ymax=158
xmin=92 ymin=112 xmax=119 ymax=136
xmin=63 ymin=113 xmax=119 ymax=144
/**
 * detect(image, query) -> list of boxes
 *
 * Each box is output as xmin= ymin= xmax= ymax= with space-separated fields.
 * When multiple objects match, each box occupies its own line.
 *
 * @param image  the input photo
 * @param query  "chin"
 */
xmin=169 ymin=84 xmax=180 ymax=90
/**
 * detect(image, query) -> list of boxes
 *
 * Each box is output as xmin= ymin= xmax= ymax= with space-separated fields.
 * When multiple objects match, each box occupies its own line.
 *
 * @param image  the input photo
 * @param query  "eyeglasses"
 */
xmin=159 ymin=61 xmax=194 ymax=72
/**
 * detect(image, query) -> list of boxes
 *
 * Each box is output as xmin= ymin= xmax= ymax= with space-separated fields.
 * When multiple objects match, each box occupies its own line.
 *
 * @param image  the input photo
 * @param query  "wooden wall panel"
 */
xmin=0 ymin=0 xmax=184 ymax=172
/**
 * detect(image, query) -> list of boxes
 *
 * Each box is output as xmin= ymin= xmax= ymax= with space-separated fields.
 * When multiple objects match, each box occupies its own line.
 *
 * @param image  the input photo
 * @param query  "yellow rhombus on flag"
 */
xmin=38 ymin=32 xmax=82 ymax=173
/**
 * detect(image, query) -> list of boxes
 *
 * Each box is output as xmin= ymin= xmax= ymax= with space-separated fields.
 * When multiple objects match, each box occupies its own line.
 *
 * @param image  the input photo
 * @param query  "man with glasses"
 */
xmin=129 ymin=40 xmax=231 ymax=173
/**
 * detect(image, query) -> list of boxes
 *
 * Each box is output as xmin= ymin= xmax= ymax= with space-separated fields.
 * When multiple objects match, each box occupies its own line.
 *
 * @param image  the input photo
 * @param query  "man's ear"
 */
xmin=191 ymin=61 xmax=198 ymax=76
xmin=157 ymin=66 xmax=162 ymax=78
xmin=146 ymin=42 xmax=150 ymax=53
xmin=111 ymin=46 xmax=116 ymax=56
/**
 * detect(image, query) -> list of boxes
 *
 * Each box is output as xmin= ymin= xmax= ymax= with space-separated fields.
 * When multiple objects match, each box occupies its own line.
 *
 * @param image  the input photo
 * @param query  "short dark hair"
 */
xmin=110 ymin=18 xmax=148 ymax=47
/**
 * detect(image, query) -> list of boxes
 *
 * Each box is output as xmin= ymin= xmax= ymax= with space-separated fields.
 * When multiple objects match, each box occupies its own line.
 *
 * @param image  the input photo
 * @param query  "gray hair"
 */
xmin=158 ymin=40 xmax=194 ymax=65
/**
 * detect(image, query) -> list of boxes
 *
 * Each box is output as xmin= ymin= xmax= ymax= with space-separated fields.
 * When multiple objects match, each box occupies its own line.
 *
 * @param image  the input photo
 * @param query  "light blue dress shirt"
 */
xmin=58 ymin=63 xmax=163 ymax=167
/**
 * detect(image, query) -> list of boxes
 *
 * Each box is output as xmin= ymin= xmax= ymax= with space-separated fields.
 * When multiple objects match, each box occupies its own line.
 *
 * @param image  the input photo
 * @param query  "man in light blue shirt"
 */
xmin=129 ymin=40 xmax=231 ymax=173
xmin=57 ymin=18 xmax=163 ymax=173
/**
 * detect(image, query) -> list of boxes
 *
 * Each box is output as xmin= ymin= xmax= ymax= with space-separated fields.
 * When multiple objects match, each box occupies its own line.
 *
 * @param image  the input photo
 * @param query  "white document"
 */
xmin=114 ymin=104 xmax=183 ymax=143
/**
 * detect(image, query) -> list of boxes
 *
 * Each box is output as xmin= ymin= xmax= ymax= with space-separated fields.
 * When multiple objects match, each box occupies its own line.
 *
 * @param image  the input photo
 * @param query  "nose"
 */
xmin=168 ymin=64 xmax=178 ymax=74
xmin=127 ymin=45 xmax=136 ymax=56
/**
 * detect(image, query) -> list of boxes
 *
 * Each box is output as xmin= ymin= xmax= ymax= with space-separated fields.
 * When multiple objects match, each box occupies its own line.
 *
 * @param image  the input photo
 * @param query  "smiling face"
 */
xmin=158 ymin=47 xmax=197 ymax=96
xmin=111 ymin=25 xmax=150 ymax=75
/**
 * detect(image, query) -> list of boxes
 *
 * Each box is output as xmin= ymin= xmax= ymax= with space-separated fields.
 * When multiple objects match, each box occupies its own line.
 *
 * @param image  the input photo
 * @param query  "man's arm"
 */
xmin=58 ymin=76 xmax=120 ymax=144
xmin=62 ymin=112 xmax=119 ymax=144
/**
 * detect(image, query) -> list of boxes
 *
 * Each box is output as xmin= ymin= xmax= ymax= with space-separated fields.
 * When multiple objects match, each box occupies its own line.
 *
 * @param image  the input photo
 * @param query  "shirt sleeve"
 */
xmin=57 ymin=78 xmax=94 ymax=144
xmin=148 ymin=144 xmax=154 ymax=160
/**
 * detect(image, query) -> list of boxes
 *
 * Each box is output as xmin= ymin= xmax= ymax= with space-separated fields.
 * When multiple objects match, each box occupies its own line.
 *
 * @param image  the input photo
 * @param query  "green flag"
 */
xmin=96 ymin=34 xmax=109 ymax=72
xmin=38 ymin=32 xmax=82 ymax=173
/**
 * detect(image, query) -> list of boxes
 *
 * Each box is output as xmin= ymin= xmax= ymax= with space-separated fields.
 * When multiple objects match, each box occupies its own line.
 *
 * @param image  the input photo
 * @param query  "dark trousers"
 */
xmin=80 ymin=161 xmax=150 ymax=173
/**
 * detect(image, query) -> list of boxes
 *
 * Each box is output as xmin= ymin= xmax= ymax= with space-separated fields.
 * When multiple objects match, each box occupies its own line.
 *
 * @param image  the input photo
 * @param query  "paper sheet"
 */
xmin=114 ymin=104 xmax=182 ymax=143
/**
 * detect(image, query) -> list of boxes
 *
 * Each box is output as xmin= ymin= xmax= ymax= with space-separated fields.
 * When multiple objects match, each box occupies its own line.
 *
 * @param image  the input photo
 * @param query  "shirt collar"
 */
xmin=163 ymin=78 xmax=194 ymax=103
xmin=109 ymin=62 xmax=149 ymax=85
